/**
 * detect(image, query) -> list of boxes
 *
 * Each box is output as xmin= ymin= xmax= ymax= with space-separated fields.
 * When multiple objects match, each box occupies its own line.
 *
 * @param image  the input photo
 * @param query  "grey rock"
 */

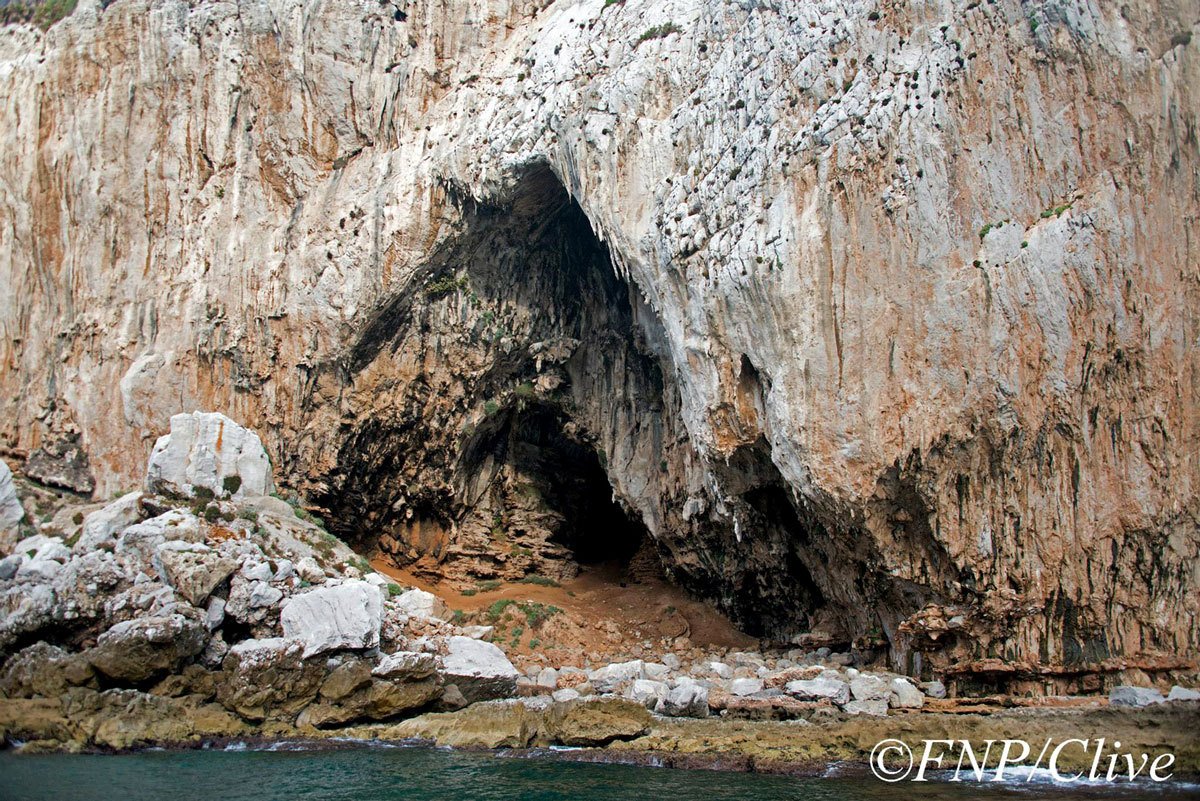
xmin=0 ymin=459 xmax=24 ymax=535
xmin=729 ymin=677 xmax=764 ymax=696
xmin=1167 ymin=685 xmax=1200 ymax=702
xmin=590 ymin=660 xmax=645 ymax=692
xmin=889 ymin=677 xmax=924 ymax=709
xmin=75 ymin=492 xmax=143 ymax=552
xmin=624 ymin=678 xmax=669 ymax=708
xmin=87 ymin=611 xmax=208 ymax=682
xmin=785 ymin=676 xmax=850 ymax=705
xmin=843 ymin=697 xmax=890 ymax=717
xmin=392 ymin=588 xmax=449 ymax=622
xmin=373 ymin=651 xmax=437 ymax=681
xmin=1109 ymin=685 xmax=1165 ymax=707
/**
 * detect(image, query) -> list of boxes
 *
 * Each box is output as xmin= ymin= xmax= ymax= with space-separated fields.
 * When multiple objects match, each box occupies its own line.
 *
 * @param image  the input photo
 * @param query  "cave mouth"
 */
xmin=326 ymin=163 xmax=670 ymax=588
xmin=467 ymin=400 xmax=648 ymax=571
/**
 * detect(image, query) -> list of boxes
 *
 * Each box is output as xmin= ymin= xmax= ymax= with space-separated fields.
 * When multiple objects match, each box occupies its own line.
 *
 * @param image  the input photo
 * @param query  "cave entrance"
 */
xmin=508 ymin=403 xmax=645 ymax=566
xmin=332 ymin=163 xmax=669 ymax=588
xmin=461 ymin=399 xmax=649 ymax=580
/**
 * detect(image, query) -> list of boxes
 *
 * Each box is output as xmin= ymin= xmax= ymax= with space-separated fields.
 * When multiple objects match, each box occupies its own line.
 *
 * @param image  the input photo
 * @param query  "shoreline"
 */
xmin=5 ymin=692 xmax=1199 ymax=781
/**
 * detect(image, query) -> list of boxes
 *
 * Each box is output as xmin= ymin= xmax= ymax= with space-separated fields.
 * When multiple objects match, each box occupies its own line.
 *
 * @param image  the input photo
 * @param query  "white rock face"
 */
xmin=146 ymin=412 xmax=274 ymax=499
xmin=279 ymin=580 xmax=383 ymax=657
xmin=439 ymin=635 xmax=520 ymax=703
xmin=0 ymin=460 xmax=23 ymax=537
xmin=391 ymin=588 xmax=449 ymax=622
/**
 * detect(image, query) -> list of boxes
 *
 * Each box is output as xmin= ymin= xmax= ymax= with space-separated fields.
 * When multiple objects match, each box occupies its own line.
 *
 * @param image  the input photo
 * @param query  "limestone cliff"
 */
xmin=1 ymin=0 xmax=1197 ymax=682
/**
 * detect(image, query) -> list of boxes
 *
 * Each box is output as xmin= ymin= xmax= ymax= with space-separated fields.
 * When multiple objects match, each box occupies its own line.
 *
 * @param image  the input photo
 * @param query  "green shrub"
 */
xmin=387 ymin=583 xmax=405 ymax=596
xmin=193 ymin=486 xmax=215 ymax=502
xmin=638 ymin=22 xmax=681 ymax=43
xmin=461 ymin=588 xmax=478 ymax=597
xmin=0 ymin=0 xmax=77 ymax=30
xmin=424 ymin=274 xmax=468 ymax=297
xmin=478 ymin=579 xmax=502 ymax=591
xmin=203 ymin=504 xmax=221 ymax=523
xmin=222 ymin=475 xmax=243 ymax=496
xmin=486 ymin=599 xmax=516 ymax=622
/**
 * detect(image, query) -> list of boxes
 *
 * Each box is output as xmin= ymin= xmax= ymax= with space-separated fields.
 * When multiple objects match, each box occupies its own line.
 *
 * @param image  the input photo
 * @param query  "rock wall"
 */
xmin=0 ymin=0 xmax=1197 ymax=678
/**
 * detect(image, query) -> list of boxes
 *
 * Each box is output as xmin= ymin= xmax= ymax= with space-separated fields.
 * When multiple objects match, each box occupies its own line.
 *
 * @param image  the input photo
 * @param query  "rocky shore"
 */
xmin=2 ymin=413 xmax=1198 ymax=775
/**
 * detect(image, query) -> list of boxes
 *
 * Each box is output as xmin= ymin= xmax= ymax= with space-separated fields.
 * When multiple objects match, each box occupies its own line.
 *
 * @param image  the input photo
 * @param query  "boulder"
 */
xmin=384 ymin=699 xmax=544 ymax=748
xmin=535 ymin=667 xmax=558 ymax=690
xmin=115 ymin=510 xmax=202 ymax=570
xmin=889 ymin=677 xmax=924 ymax=709
xmin=729 ymin=677 xmax=764 ymax=696
xmin=849 ymin=674 xmax=890 ymax=701
xmin=552 ymin=688 xmax=581 ymax=703
xmin=217 ymin=638 xmax=324 ymax=721
xmin=1109 ymin=685 xmax=1165 ymax=707
xmin=1167 ymin=685 xmax=1200 ymax=702
xmin=785 ymin=675 xmax=850 ymax=705
xmin=921 ymin=680 xmax=947 ymax=699
xmin=0 ymin=459 xmax=24 ymax=536
xmin=658 ymin=678 xmax=709 ymax=717
xmin=708 ymin=661 xmax=734 ymax=679
xmin=297 ymin=660 xmax=443 ymax=729
xmin=279 ymin=580 xmax=382 ymax=657
xmin=439 ymin=636 xmax=520 ymax=703
xmin=153 ymin=541 xmax=238 ymax=605
xmin=146 ymin=412 xmax=274 ymax=499
xmin=0 ymin=554 xmax=21 ymax=580
xmin=0 ymin=643 xmax=96 ymax=698
xmin=843 ymin=697 xmax=890 ymax=716
xmin=589 ymin=659 xmax=645 ymax=692
xmin=623 ymin=679 xmax=669 ymax=708
xmin=75 ymin=492 xmax=143 ymax=552
xmin=373 ymin=651 xmax=438 ymax=681
xmin=542 ymin=697 xmax=652 ymax=746
xmin=86 ymin=611 xmax=208 ymax=682
xmin=392 ymin=588 xmax=449 ymax=622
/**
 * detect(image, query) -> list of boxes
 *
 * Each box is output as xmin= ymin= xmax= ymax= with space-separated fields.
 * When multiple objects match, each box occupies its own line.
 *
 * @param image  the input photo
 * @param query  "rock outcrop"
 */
xmin=146 ymin=413 xmax=274 ymax=500
xmin=0 ymin=0 xmax=1196 ymax=684
xmin=0 ymin=461 xmax=22 ymax=542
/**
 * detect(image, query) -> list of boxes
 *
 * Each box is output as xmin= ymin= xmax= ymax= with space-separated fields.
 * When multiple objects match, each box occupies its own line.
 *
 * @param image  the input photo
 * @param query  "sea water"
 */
xmin=1 ymin=744 xmax=1197 ymax=800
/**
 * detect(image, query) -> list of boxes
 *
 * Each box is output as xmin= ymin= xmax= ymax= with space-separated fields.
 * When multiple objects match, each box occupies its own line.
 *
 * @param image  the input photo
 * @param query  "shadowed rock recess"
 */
xmin=0 ymin=0 xmax=1197 ymax=689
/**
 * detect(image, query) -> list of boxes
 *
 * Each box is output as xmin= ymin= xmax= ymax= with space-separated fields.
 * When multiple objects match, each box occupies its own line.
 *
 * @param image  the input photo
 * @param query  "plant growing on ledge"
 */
xmin=638 ymin=22 xmax=681 ymax=44
xmin=424 ymin=274 xmax=469 ymax=297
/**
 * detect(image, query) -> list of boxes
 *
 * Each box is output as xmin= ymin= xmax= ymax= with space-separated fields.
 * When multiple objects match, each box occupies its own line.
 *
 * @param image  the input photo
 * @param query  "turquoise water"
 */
xmin=0 ymin=745 xmax=1197 ymax=801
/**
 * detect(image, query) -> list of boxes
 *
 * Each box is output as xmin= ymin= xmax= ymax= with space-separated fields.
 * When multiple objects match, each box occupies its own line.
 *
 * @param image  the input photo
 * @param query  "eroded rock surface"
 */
xmin=0 ymin=0 xmax=1196 ymax=683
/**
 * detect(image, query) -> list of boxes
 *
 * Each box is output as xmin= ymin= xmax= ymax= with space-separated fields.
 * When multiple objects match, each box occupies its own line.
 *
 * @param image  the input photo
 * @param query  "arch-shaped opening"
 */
xmin=323 ymin=164 xmax=665 ymax=586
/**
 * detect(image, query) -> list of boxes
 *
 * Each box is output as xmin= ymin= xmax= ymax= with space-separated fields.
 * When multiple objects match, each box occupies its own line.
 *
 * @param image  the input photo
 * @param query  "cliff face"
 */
xmin=1 ymin=0 xmax=1197 ymax=680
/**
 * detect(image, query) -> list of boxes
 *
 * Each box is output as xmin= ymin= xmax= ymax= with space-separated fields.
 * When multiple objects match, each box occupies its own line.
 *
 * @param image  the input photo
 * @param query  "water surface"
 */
xmin=1 ymin=744 xmax=1196 ymax=801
